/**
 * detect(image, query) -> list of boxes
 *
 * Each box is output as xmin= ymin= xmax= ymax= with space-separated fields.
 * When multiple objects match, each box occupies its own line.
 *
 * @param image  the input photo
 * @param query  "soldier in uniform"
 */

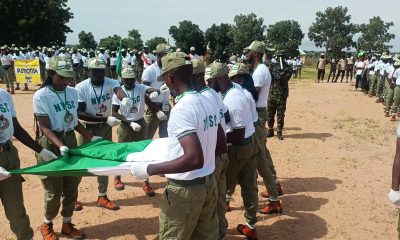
xmin=267 ymin=51 xmax=292 ymax=140
xmin=316 ymin=53 xmax=327 ymax=83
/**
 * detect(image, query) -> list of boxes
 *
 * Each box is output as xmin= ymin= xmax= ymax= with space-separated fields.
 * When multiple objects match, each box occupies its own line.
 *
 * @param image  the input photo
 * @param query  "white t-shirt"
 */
xmin=233 ymin=83 xmax=258 ymax=123
xmin=76 ymin=78 xmax=120 ymax=119
xmin=386 ymin=64 xmax=394 ymax=76
xmin=0 ymin=89 xmax=16 ymax=143
xmin=166 ymin=90 xmax=218 ymax=180
xmin=223 ymin=85 xmax=255 ymax=138
xmin=199 ymin=86 xmax=227 ymax=131
xmin=131 ymin=55 xmax=137 ymax=66
xmin=72 ymin=52 xmax=82 ymax=64
xmin=82 ymin=55 xmax=88 ymax=67
xmin=110 ymin=57 xmax=117 ymax=66
xmin=393 ymin=68 xmax=400 ymax=85
xmin=252 ymin=64 xmax=272 ymax=108
xmin=1 ymin=54 xmax=12 ymax=66
xmin=112 ymin=84 xmax=149 ymax=121
xmin=142 ymin=53 xmax=155 ymax=69
xmin=355 ymin=61 xmax=365 ymax=75
xmin=44 ymin=55 xmax=51 ymax=69
xmin=33 ymin=86 xmax=79 ymax=132
xmin=142 ymin=62 xmax=170 ymax=106
xmin=98 ymin=53 xmax=108 ymax=64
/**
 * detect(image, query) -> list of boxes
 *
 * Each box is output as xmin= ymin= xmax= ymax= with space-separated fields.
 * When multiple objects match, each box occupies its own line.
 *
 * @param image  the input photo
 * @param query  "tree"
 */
xmin=125 ymin=29 xmax=143 ymax=50
xmin=266 ymin=20 xmax=304 ymax=57
xmin=308 ymin=6 xmax=357 ymax=59
xmin=78 ymin=31 xmax=97 ymax=50
xmin=145 ymin=37 xmax=167 ymax=51
xmin=204 ymin=23 xmax=234 ymax=60
xmin=169 ymin=20 xmax=205 ymax=54
xmin=231 ymin=13 xmax=266 ymax=54
xmin=98 ymin=35 xmax=122 ymax=50
xmin=0 ymin=0 xmax=73 ymax=46
xmin=357 ymin=16 xmax=395 ymax=53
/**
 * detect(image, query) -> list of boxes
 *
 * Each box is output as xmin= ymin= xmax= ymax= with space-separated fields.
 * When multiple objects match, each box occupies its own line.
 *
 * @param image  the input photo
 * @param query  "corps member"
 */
xmin=131 ymin=52 xmax=219 ymax=240
xmin=33 ymin=56 xmax=101 ymax=240
xmin=0 ymin=88 xmax=58 ymax=240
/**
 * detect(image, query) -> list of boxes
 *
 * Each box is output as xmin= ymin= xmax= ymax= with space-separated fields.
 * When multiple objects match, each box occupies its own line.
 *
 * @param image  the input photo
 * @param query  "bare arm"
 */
xmin=36 ymin=116 xmax=65 ymax=148
xmin=112 ymin=104 xmax=131 ymax=124
xmin=147 ymin=133 xmax=204 ymax=175
xmin=74 ymin=121 xmax=93 ymax=140
xmin=77 ymin=102 xmax=107 ymax=122
xmin=12 ymin=117 xmax=43 ymax=153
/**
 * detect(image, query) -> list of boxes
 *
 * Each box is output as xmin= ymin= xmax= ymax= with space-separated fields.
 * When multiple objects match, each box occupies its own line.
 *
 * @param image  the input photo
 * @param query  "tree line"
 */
xmin=1 ymin=2 xmax=395 ymax=60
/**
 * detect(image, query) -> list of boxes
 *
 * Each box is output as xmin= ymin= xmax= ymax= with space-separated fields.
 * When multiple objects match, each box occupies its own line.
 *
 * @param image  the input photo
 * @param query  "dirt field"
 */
xmin=0 ymin=75 xmax=398 ymax=240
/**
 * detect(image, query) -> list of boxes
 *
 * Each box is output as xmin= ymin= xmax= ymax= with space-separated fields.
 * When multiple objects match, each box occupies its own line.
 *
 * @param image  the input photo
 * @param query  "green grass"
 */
xmin=299 ymin=66 xmax=317 ymax=80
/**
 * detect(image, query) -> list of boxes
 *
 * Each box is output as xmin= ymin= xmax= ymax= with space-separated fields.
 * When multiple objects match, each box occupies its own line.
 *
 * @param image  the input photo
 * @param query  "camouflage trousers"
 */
xmin=267 ymin=96 xmax=288 ymax=130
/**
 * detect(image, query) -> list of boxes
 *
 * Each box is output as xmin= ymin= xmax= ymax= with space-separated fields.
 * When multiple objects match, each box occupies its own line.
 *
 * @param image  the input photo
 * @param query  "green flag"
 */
xmin=116 ymin=40 xmax=123 ymax=77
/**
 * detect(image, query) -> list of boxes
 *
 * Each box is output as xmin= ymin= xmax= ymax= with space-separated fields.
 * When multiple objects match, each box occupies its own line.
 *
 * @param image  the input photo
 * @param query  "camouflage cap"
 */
xmin=59 ymin=47 xmax=65 ymax=51
xmin=88 ymin=58 xmax=106 ymax=69
xmin=190 ymin=46 xmax=195 ymax=51
xmin=244 ymin=41 xmax=266 ymax=54
xmin=99 ymin=47 xmax=105 ymax=50
xmin=204 ymin=62 xmax=229 ymax=81
xmin=121 ymin=67 xmax=137 ymax=78
xmin=228 ymin=63 xmax=249 ymax=78
xmin=192 ymin=59 xmax=205 ymax=75
xmin=394 ymin=60 xmax=400 ymax=67
xmin=48 ymin=56 xmax=75 ymax=78
xmin=155 ymin=43 xmax=171 ymax=54
xmin=161 ymin=52 xmax=192 ymax=75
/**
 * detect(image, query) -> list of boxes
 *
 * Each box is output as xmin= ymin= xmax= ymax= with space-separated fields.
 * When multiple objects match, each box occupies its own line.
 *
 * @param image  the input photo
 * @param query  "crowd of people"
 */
xmin=0 ymin=40 xmax=295 ymax=240
xmin=316 ymin=51 xmax=400 ymax=121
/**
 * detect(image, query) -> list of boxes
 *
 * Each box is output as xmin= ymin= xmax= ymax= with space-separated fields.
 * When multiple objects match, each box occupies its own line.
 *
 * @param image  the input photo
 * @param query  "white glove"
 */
xmin=130 ymin=162 xmax=150 ymax=180
xmin=0 ymin=167 xmax=11 ymax=181
xmin=149 ymin=92 xmax=159 ymax=101
xmin=59 ymin=146 xmax=69 ymax=156
xmin=388 ymin=189 xmax=400 ymax=206
xmin=106 ymin=116 xmax=121 ymax=127
xmin=91 ymin=136 xmax=103 ymax=142
xmin=39 ymin=148 xmax=58 ymax=162
xmin=120 ymin=97 xmax=133 ymax=111
xmin=156 ymin=110 xmax=167 ymax=121
xmin=130 ymin=122 xmax=142 ymax=132
xmin=160 ymin=84 xmax=170 ymax=94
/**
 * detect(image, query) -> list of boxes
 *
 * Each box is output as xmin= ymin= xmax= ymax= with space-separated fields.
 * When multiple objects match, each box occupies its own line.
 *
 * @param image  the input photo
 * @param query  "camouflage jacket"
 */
xmin=269 ymin=62 xmax=292 ymax=99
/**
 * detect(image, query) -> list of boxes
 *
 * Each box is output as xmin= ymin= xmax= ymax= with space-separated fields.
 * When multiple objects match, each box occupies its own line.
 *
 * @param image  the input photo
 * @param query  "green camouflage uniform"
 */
xmin=267 ymin=61 xmax=292 ymax=130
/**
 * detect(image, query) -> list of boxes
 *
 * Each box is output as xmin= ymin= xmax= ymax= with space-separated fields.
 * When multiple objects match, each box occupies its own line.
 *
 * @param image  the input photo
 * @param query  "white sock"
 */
xmin=44 ymin=218 xmax=52 ymax=224
xmin=226 ymin=194 xmax=232 ymax=201
xmin=270 ymin=197 xmax=279 ymax=202
xmin=62 ymin=217 xmax=72 ymax=223
xmin=246 ymin=222 xmax=255 ymax=229
xmin=98 ymin=192 xmax=107 ymax=197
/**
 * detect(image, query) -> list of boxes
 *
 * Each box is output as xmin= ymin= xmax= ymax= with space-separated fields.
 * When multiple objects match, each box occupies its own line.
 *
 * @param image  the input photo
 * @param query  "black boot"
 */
xmin=267 ymin=129 xmax=274 ymax=138
xmin=277 ymin=131 xmax=284 ymax=140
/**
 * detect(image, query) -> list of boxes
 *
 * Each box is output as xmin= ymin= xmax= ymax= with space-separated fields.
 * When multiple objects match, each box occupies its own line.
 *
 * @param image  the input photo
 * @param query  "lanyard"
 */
xmin=48 ymin=85 xmax=68 ymax=113
xmin=122 ymin=85 xmax=135 ymax=100
xmin=91 ymin=81 xmax=104 ymax=105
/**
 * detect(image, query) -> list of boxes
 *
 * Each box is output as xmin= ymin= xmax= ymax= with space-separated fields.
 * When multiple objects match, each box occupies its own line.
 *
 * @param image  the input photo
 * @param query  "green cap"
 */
xmin=204 ymin=62 xmax=229 ymax=81
xmin=48 ymin=56 xmax=75 ymax=78
xmin=161 ymin=52 xmax=192 ymax=75
xmin=121 ymin=67 xmax=137 ymax=78
xmin=59 ymin=47 xmax=65 ymax=51
xmin=192 ymin=59 xmax=205 ymax=75
xmin=88 ymin=58 xmax=106 ymax=69
xmin=244 ymin=41 xmax=266 ymax=53
xmin=228 ymin=63 xmax=249 ymax=78
xmin=155 ymin=43 xmax=171 ymax=54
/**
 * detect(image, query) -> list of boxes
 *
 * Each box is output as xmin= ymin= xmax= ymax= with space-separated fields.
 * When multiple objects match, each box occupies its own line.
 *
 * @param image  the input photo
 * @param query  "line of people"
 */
xmin=0 ymin=41 xmax=291 ymax=240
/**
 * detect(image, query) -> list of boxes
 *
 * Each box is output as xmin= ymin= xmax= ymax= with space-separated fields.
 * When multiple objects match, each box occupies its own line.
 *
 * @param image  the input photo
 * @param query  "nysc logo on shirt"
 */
xmin=0 ymin=103 xmax=10 ymax=113
xmin=54 ymin=101 xmax=76 ymax=113
xmin=203 ymin=115 xmax=217 ymax=131
xmin=91 ymin=93 xmax=111 ymax=105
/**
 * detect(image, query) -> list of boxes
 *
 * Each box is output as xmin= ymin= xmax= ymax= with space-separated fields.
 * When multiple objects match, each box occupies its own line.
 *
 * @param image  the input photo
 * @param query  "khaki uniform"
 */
xmin=226 ymin=134 xmax=260 ymax=227
xmin=255 ymin=109 xmax=279 ymax=199
xmin=144 ymin=108 xmax=169 ymax=139
xmin=159 ymin=174 xmax=218 ymax=240
xmin=36 ymin=131 xmax=81 ymax=221
xmin=0 ymin=141 xmax=34 ymax=240
xmin=214 ymin=153 xmax=229 ymax=239
xmin=117 ymin=118 xmax=148 ymax=142
xmin=76 ymin=122 xmax=111 ymax=194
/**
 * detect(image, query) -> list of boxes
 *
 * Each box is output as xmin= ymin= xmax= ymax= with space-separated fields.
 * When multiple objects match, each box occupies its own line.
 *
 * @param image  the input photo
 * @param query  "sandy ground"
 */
xmin=0 ymin=76 xmax=398 ymax=240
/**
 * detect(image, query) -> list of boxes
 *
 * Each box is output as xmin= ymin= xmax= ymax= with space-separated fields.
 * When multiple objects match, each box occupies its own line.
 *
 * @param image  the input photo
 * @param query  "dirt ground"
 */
xmin=0 ymin=75 xmax=398 ymax=240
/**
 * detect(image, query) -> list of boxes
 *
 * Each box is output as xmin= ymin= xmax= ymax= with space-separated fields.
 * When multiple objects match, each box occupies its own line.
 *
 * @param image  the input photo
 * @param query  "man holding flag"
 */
xmin=75 ymin=57 xmax=131 ymax=210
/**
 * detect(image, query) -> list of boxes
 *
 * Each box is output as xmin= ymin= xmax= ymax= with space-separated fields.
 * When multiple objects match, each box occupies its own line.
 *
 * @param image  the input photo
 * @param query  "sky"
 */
xmin=65 ymin=0 xmax=400 ymax=51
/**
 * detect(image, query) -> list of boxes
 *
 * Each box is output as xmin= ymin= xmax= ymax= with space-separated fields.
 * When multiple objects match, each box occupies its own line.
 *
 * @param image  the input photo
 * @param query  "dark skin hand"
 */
xmin=392 ymin=138 xmax=400 ymax=191
xmin=12 ymin=117 xmax=43 ymax=153
xmin=147 ymin=133 xmax=204 ymax=175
